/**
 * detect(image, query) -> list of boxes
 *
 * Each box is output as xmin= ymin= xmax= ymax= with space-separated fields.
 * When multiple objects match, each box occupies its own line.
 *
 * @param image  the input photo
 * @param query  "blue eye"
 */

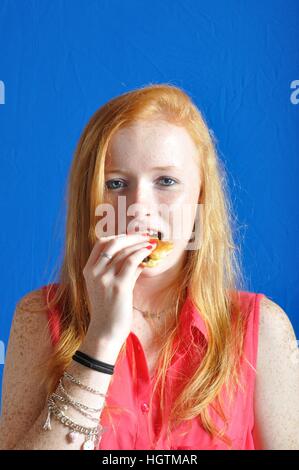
xmin=158 ymin=176 xmax=177 ymax=187
xmin=105 ymin=179 xmax=127 ymax=190
xmin=105 ymin=176 xmax=178 ymax=191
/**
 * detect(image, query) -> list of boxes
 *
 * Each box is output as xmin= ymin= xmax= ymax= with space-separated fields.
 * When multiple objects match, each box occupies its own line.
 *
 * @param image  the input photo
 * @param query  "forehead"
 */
xmin=106 ymin=120 xmax=199 ymax=172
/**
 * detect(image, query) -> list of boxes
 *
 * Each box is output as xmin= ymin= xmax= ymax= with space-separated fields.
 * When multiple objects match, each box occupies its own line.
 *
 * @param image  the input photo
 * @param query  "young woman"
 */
xmin=0 ymin=84 xmax=298 ymax=450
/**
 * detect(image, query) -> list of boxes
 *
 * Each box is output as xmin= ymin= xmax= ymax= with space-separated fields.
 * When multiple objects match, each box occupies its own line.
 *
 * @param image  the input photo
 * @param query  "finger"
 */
xmin=85 ymin=233 xmax=149 ymax=271
xmin=93 ymin=234 xmax=151 ymax=267
xmin=84 ymin=235 xmax=124 ymax=271
xmin=117 ymin=244 xmax=158 ymax=281
xmin=93 ymin=239 xmax=154 ymax=278
xmin=104 ymin=240 xmax=157 ymax=276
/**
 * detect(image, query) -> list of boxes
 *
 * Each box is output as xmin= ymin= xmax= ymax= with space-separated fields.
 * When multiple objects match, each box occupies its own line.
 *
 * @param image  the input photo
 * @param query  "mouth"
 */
xmin=147 ymin=229 xmax=162 ymax=240
xmin=126 ymin=227 xmax=163 ymax=240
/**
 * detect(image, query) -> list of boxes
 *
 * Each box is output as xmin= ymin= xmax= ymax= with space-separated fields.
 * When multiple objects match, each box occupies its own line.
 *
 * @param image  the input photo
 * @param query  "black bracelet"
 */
xmin=72 ymin=353 xmax=114 ymax=375
xmin=75 ymin=350 xmax=115 ymax=371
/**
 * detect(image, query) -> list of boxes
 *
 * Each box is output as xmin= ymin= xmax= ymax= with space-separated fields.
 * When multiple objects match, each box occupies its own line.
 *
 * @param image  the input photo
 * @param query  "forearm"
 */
xmin=12 ymin=336 xmax=123 ymax=450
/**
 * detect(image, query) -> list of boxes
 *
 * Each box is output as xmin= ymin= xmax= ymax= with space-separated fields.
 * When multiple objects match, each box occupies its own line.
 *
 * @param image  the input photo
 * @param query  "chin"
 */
xmin=140 ymin=264 xmax=166 ymax=275
xmin=140 ymin=254 xmax=178 ymax=276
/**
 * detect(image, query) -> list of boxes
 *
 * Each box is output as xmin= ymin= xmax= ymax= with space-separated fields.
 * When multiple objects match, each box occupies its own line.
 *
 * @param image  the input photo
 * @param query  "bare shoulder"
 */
xmin=258 ymin=295 xmax=297 ymax=343
xmin=5 ymin=288 xmax=51 ymax=370
xmin=0 ymin=287 xmax=52 ymax=449
xmin=11 ymin=288 xmax=49 ymax=337
xmin=253 ymin=295 xmax=299 ymax=449
xmin=256 ymin=295 xmax=298 ymax=380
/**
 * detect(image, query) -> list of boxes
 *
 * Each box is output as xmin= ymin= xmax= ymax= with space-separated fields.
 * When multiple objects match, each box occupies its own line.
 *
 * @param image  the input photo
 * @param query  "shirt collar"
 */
xmin=179 ymin=287 xmax=208 ymax=342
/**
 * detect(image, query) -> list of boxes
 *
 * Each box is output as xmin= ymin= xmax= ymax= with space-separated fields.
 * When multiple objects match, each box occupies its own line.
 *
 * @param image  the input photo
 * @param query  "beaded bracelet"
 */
xmin=43 ymin=396 xmax=103 ymax=450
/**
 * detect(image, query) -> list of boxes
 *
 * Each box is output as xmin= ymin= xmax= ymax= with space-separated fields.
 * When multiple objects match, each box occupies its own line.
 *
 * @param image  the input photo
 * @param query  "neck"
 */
xmin=133 ymin=253 xmax=186 ymax=312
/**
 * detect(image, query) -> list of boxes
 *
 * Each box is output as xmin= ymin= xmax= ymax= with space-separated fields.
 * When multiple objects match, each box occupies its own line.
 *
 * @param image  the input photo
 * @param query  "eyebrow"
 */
xmin=105 ymin=165 xmax=180 ymax=174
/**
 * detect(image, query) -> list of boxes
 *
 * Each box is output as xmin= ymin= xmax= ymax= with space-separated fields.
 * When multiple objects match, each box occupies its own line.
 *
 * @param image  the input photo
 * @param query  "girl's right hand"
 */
xmin=82 ymin=233 xmax=157 ymax=344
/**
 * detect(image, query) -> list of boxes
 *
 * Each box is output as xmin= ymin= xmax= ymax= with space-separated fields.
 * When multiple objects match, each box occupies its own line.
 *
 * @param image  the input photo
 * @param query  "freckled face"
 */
xmin=103 ymin=119 xmax=201 ymax=275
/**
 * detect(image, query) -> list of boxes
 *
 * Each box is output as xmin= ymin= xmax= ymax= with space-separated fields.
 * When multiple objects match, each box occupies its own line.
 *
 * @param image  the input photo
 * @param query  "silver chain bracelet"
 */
xmin=42 ymin=370 xmax=109 ymax=450
xmin=51 ymin=392 xmax=101 ymax=424
xmin=57 ymin=378 xmax=105 ymax=413
xmin=43 ymin=396 xmax=104 ymax=450
xmin=63 ymin=370 xmax=108 ymax=397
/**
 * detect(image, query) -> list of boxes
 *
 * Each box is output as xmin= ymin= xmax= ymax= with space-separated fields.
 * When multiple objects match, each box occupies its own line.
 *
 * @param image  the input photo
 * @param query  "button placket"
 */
xmin=141 ymin=402 xmax=150 ymax=413
xmin=130 ymin=332 xmax=154 ymax=448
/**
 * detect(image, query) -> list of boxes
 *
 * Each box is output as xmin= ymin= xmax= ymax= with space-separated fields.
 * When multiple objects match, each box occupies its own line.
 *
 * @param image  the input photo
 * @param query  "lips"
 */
xmin=147 ymin=229 xmax=162 ymax=240
xmin=126 ymin=227 xmax=162 ymax=240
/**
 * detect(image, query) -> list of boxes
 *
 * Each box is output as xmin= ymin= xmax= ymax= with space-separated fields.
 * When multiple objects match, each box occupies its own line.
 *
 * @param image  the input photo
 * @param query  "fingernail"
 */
xmin=146 ymin=243 xmax=157 ymax=249
xmin=148 ymin=238 xmax=158 ymax=244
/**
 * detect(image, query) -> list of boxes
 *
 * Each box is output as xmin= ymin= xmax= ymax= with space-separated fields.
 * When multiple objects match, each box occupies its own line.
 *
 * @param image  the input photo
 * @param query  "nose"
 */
xmin=126 ymin=180 xmax=156 ymax=224
xmin=129 ymin=180 xmax=155 ymax=208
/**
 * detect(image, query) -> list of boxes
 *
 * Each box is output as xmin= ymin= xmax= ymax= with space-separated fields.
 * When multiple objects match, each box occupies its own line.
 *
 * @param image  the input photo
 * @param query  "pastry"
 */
xmin=141 ymin=232 xmax=174 ymax=268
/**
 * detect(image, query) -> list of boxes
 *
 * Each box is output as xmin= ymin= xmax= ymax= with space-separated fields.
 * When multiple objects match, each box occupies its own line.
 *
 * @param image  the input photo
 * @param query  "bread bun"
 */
xmin=141 ymin=239 xmax=174 ymax=268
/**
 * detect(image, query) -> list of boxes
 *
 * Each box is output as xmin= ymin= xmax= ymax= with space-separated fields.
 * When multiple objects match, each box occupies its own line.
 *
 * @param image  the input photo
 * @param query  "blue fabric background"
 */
xmin=0 ymin=0 xmax=298 ymax=406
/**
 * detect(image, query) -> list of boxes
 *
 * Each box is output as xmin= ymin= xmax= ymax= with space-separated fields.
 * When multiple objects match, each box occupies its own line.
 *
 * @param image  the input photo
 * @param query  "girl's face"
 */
xmin=103 ymin=119 xmax=201 ymax=276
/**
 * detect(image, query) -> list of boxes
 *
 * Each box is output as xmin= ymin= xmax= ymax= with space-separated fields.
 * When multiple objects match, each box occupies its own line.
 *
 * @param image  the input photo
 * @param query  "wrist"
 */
xmin=79 ymin=332 xmax=124 ymax=365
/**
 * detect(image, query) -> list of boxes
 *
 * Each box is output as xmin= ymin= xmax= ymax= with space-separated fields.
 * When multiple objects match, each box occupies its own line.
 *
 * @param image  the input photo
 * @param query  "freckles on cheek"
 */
xmin=169 ymin=189 xmax=197 ymax=209
xmin=167 ymin=191 xmax=199 ymax=242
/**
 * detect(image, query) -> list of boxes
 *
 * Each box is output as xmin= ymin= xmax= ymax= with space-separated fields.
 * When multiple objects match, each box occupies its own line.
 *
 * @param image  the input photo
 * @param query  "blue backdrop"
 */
xmin=0 ymin=0 xmax=298 ymax=407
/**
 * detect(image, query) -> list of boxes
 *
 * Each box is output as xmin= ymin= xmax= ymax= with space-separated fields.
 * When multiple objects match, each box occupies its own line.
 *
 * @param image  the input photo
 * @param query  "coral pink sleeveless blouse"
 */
xmin=42 ymin=283 xmax=265 ymax=450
